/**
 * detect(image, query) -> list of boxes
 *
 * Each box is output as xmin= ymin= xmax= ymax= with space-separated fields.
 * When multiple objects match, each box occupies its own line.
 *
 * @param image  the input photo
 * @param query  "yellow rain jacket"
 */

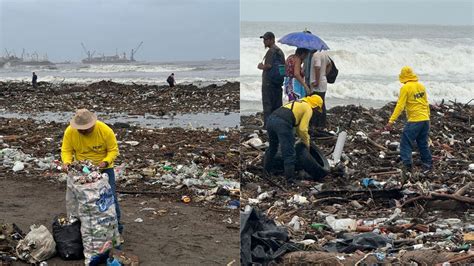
xmin=389 ymin=66 xmax=430 ymax=123
xmin=61 ymin=121 xmax=119 ymax=168
xmin=280 ymin=95 xmax=323 ymax=147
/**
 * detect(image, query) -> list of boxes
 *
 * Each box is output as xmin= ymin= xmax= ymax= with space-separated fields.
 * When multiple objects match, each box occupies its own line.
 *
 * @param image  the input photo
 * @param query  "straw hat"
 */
xmin=70 ymin=109 xmax=97 ymax=130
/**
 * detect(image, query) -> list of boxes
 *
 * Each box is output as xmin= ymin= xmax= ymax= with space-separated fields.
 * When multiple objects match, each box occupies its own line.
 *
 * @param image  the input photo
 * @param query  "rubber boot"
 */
xmin=284 ymin=164 xmax=296 ymax=184
xmin=401 ymin=164 xmax=413 ymax=185
xmin=263 ymin=152 xmax=273 ymax=173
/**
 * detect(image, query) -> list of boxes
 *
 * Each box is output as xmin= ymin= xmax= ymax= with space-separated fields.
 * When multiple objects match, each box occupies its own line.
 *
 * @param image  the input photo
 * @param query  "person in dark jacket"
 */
xmin=32 ymin=72 xmax=38 ymax=88
xmin=167 ymin=73 xmax=175 ymax=87
xmin=263 ymin=94 xmax=323 ymax=182
xmin=258 ymin=32 xmax=285 ymax=128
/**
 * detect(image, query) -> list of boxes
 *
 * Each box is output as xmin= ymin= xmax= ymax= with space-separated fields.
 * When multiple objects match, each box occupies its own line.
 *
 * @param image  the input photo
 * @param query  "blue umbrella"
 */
xmin=278 ymin=31 xmax=329 ymax=51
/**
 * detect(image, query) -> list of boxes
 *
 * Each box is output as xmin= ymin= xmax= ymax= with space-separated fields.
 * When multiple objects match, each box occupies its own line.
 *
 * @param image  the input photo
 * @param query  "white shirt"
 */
xmin=310 ymin=51 xmax=329 ymax=93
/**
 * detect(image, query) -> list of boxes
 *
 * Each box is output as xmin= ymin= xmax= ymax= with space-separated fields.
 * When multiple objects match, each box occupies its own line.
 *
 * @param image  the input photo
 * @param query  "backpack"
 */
xmin=326 ymin=57 xmax=339 ymax=84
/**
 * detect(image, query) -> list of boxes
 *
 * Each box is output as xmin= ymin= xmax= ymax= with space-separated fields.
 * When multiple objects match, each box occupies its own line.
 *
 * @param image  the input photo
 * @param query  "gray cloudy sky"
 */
xmin=0 ymin=0 xmax=239 ymax=62
xmin=241 ymin=0 xmax=474 ymax=25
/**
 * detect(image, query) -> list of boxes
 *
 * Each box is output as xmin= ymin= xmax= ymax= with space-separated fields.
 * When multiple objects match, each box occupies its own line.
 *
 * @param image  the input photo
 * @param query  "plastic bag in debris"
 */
xmin=15 ymin=225 xmax=56 ymax=263
xmin=66 ymin=173 xmax=120 ymax=265
xmin=52 ymin=215 xmax=84 ymax=260
xmin=323 ymin=232 xmax=392 ymax=253
xmin=241 ymin=207 xmax=303 ymax=266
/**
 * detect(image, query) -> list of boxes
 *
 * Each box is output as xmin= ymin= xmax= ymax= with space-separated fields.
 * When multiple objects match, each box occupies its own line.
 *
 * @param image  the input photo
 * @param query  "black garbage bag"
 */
xmin=52 ymin=216 xmax=84 ymax=260
xmin=323 ymin=232 xmax=392 ymax=253
xmin=241 ymin=207 xmax=303 ymax=265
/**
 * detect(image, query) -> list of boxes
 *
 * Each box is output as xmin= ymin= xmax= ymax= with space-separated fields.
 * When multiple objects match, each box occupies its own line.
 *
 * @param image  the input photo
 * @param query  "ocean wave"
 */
xmin=73 ymin=64 xmax=196 ymax=73
xmin=241 ymin=37 xmax=474 ymax=77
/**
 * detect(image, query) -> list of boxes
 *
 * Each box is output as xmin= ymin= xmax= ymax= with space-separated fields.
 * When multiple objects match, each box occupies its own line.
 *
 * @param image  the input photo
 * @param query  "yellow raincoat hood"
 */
xmin=399 ymin=66 xmax=418 ymax=84
xmin=302 ymin=94 xmax=323 ymax=110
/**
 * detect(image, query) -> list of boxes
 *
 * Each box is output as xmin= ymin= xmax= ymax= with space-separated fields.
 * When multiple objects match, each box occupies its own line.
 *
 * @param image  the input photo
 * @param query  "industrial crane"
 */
xmin=81 ymin=43 xmax=95 ymax=60
xmin=130 ymin=41 xmax=143 ymax=61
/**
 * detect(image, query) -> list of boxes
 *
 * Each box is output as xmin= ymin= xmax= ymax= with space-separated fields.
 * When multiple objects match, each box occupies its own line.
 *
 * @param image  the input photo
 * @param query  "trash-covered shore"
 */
xmin=240 ymin=101 xmax=473 ymax=265
xmin=1 ymin=116 xmax=240 ymax=207
xmin=0 ymin=80 xmax=239 ymax=114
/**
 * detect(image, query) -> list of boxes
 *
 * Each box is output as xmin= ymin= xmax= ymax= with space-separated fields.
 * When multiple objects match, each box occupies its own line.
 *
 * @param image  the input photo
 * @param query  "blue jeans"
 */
xmin=101 ymin=168 xmax=123 ymax=234
xmin=265 ymin=115 xmax=296 ymax=171
xmin=400 ymin=121 xmax=432 ymax=169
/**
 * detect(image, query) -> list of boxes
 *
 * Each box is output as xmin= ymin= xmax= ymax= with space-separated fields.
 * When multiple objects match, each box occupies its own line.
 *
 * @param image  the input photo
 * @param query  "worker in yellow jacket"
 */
xmin=385 ymin=66 xmax=432 ymax=173
xmin=61 ymin=109 xmax=123 ymax=233
xmin=263 ymin=94 xmax=323 ymax=182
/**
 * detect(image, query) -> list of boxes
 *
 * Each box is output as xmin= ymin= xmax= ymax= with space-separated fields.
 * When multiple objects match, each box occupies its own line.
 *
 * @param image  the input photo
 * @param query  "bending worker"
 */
xmin=61 ymin=109 xmax=123 ymax=234
xmin=263 ymin=94 xmax=324 ymax=182
xmin=385 ymin=66 xmax=432 ymax=174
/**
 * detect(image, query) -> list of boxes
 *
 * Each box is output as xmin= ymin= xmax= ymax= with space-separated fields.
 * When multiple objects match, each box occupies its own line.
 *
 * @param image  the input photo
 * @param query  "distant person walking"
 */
xmin=385 ymin=66 xmax=432 ymax=174
xmin=167 ymin=73 xmax=175 ymax=87
xmin=257 ymin=31 xmax=285 ymax=128
xmin=284 ymin=48 xmax=311 ymax=101
xmin=32 ymin=72 xmax=38 ymax=88
xmin=309 ymin=50 xmax=331 ymax=129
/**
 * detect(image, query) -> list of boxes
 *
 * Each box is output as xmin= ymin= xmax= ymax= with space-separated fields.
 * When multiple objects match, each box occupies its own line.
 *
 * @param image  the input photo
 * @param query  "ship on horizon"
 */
xmin=0 ymin=49 xmax=55 ymax=67
xmin=81 ymin=42 xmax=143 ymax=64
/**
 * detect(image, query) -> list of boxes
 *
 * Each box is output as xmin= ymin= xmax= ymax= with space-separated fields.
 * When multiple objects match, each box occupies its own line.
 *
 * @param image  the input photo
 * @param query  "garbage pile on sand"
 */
xmin=0 ymin=80 xmax=239 ymax=114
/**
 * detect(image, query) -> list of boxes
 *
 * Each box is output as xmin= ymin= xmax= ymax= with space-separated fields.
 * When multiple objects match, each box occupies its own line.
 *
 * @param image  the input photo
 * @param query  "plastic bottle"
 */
xmin=326 ymin=216 xmax=357 ymax=232
xmin=218 ymin=135 xmax=227 ymax=140
xmin=106 ymin=258 xmax=121 ymax=266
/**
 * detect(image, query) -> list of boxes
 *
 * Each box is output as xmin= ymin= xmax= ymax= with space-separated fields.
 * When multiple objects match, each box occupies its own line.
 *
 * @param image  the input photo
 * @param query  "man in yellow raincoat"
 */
xmin=386 ymin=66 xmax=432 ymax=173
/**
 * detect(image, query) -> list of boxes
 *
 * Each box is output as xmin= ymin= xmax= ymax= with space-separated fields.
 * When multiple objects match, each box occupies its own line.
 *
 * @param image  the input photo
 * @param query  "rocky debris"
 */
xmin=240 ymin=101 xmax=473 ymax=264
xmin=0 ymin=80 xmax=239 ymax=115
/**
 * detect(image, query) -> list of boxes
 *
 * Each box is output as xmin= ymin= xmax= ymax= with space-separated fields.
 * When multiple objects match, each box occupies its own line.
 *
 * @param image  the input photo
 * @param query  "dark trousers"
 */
xmin=310 ymin=91 xmax=326 ymax=129
xmin=101 ymin=168 xmax=123 ymax=234
xmin=262 ymin=80 xmax=283 ymax=128
xmin=400 ymin=121 xmax=432 ymax=169
xmin=264 ymin=115 xmax=295 ymax=176
xmin=32 ymin=81 xmax=37 ymax=88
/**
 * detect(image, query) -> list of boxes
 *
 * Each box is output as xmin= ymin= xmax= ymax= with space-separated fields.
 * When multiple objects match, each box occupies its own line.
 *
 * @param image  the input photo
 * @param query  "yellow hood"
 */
xmin=399 ymin=66 xmax=418 ymax=84
xmin=302 ymin=94 xmax=323 ymax=110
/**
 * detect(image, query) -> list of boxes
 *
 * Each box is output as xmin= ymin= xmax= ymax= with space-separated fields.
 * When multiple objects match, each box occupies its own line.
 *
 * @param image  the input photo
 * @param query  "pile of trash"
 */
xmin=240 ymin=101 xmax=473 ymax=264
xmin=1 ymin=117 xmax=240 ymax=207
xmin=66 ymin=161 xmax=121 ymax=265
xmin=0 ymin=80 xmax=239 ymax=114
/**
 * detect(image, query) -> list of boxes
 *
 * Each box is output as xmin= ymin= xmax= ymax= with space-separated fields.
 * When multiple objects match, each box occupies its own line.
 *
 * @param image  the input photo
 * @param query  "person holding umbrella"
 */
xmin=284 ymin=48 xmax=311 ymax=101
xmin=258 ymin=31 xmax=286 ymax=128
xmin=278 ymin=31 xmax=331 ymax=129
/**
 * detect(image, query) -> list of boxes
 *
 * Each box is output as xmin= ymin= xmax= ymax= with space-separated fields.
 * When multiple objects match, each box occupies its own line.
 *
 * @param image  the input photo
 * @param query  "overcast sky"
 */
xmin=0 ymin=0 xmax=239 ymax=62
xmin=241 ymin=0 xmax=474 ymax=25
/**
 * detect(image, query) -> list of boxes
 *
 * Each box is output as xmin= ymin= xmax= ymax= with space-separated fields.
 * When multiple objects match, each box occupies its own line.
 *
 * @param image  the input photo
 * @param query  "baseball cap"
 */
xmin=260 ymin=32 xmax=275 ymax=40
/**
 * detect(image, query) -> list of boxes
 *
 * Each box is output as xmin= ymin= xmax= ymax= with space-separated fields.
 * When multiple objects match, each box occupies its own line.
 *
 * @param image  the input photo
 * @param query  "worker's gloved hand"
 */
xmin=98 ymin=161 xmax=109 ymax=168
xmin=383 ymin=122 xmax=393 ymax=132
xmin=61 ymin=163 xmax=70 ymax=173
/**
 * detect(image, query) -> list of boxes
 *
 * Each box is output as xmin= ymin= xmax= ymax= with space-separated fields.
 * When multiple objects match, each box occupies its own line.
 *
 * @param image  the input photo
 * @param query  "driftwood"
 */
xmin=402 ymin=182 xmax=474 ymax=207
